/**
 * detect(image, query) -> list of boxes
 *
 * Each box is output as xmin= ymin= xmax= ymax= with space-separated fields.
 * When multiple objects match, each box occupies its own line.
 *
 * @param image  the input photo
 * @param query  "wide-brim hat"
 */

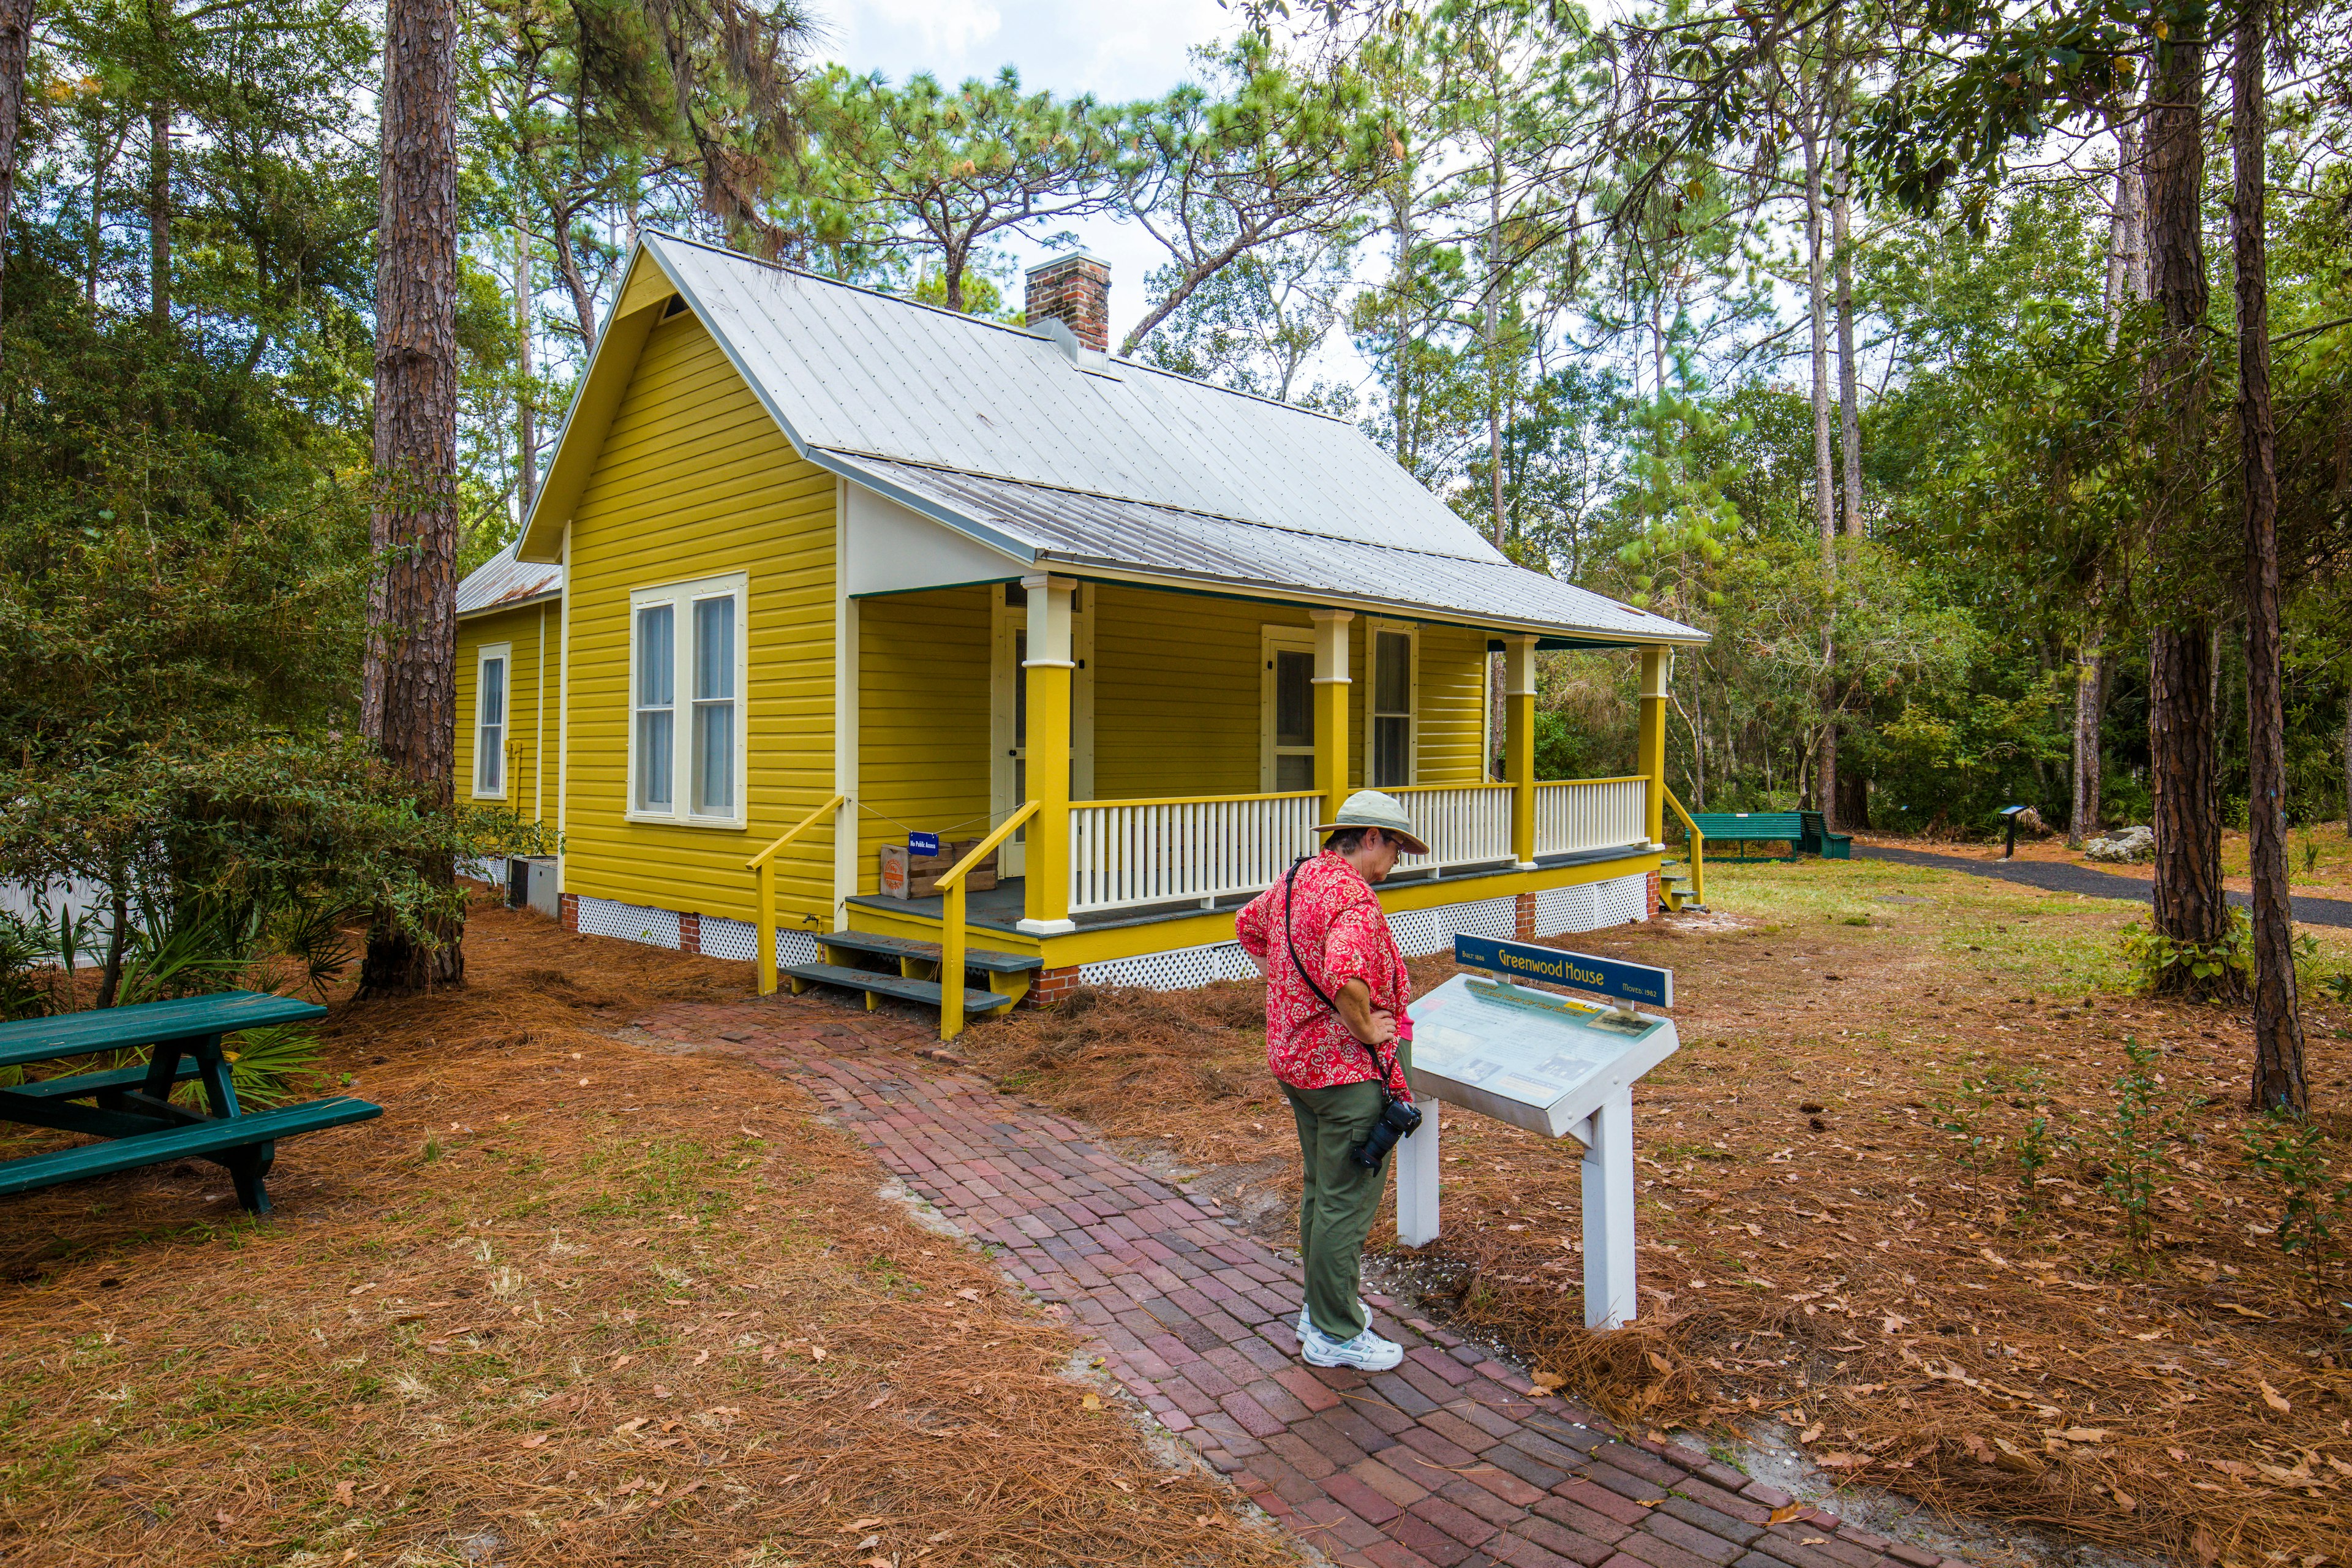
xmin=1314 ymin=788 xmax=1430 ymax=856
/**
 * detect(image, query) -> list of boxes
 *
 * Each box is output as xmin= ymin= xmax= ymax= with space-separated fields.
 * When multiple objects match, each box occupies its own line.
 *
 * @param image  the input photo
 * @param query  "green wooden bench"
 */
xmin=0 ymin=990 xmax=380 ymax=1215
xmin=1685 ymin=810 xmax=1853 ymax=862
xmin=1798 ymin=810 xmax=1852 ymax=860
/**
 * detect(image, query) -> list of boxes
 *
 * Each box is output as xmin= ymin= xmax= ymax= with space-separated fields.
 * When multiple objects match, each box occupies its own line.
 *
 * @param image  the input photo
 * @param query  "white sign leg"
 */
xmin=1395 ymin=1095 xmax=1439 ymax=1246
xmin=1581 ymin=1087 xmax=1637 ymax=1329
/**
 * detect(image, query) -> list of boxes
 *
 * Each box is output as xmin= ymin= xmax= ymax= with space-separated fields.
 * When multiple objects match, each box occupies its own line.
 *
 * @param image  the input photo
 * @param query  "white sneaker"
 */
xmin=1300 ymin=1321 xmax=1404 ymax=1371
xmin=1295 ymin=1299 xmax=1370 ymax=1339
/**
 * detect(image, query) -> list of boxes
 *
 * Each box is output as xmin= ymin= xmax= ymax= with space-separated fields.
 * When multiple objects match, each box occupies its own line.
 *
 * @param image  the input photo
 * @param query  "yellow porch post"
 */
xmin=1019 ymin=574 xmax=1077 ymax=936
xmin=1311 ymin=609 xmax=1353 ymax=826
xmin=1506 ymin=634 xmax=1539 ymax=867
xmin=1637 ymin=646 xmax=1672 ymax=846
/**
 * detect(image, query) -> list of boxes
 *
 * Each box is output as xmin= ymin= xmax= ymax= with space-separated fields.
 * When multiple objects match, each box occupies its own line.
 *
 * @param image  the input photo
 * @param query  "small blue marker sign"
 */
xmin=1452 ymin=935 xmax=1673 ymax=1009
xmin=908 ymin=831 xmax=941 ymax=856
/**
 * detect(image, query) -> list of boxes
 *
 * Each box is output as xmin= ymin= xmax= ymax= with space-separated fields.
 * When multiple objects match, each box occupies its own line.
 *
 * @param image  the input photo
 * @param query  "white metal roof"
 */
xmin=456 ymin=543 xmax=562 ymax=618
xmin=646 ymin=232 xmax=1506 ymax=564
xmin=840 ymin=458 xmax=1705 ymax=644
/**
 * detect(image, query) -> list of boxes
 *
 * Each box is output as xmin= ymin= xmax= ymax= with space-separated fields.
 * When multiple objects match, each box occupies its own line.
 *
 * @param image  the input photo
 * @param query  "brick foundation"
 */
xmin=1513 ymin=891 xmax=1537 ymax=940
xmin=677 ymin=912 xmax=701 ymax=956
xmin=1022 ymin=965 xmax=1082 ymax=1009
xmin=1645 ymin=870 xmax=1662 ymax=920
xmin=560 ymin=892 xmax=579 ymax=933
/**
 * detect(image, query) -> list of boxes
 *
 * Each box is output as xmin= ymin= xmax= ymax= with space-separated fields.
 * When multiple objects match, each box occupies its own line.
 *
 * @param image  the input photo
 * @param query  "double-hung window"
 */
xmin=1368 ymin=625 xmax=1416 ymax=789
xmin=473 ymin=644 xmax=511 ymax=799
xmin=630 ymin=573 xmax=747 ymax=826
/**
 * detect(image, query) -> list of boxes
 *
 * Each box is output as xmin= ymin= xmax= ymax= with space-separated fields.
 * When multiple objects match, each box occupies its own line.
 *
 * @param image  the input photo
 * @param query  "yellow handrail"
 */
xmin=745 ymin=792 xmax=847 ymax=994
xmin=1660 ymin=786 xmax=1705 ymax=908
xmin=939 ymin=801 xmax=1039 ymax=1041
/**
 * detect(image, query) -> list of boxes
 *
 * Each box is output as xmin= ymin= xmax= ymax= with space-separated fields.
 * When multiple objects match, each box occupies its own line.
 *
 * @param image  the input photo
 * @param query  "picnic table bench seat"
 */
xmin=1684 ymin=810 xmax=1851 ymax=861
xmin=0 ymin=990 xmax=380 ymax=1215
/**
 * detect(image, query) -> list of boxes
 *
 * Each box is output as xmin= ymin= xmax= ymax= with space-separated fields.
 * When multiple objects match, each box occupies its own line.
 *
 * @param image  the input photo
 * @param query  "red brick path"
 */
xmin=638 ymin=992 xmax=1973 ymax=1568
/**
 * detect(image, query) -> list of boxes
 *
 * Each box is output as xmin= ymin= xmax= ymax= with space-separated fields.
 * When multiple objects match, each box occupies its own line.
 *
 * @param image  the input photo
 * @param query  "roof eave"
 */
xmin=458 ymin=587 xmax=564 ymax=621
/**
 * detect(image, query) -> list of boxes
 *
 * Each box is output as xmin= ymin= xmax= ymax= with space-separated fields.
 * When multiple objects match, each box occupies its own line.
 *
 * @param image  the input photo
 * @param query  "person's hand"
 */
xmin=1359 ymin=1007 xmax=1398 ymax=1046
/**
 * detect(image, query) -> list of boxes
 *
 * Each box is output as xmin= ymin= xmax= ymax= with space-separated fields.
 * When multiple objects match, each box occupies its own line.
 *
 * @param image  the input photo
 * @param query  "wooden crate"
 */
xmin=877 ymin=841 xmax=998 ymax=899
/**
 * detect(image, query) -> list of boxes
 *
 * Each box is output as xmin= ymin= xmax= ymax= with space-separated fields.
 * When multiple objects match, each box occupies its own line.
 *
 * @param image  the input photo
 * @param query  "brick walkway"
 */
xmin=637 ymin=994 xmax=1975 ymax=1568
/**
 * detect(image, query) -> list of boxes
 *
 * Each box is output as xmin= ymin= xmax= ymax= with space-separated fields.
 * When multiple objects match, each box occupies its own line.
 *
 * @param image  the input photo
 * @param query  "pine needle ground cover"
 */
xmin=0 ymin=905 xmax=1291 ymax=1568
xmin=970 ymin=859 xmax=2352 ymax=1568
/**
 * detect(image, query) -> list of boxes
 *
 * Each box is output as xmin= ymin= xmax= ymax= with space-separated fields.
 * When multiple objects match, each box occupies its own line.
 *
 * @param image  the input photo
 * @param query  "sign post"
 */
xmin=1398 ymin=935 xmax=1678 ymax=1329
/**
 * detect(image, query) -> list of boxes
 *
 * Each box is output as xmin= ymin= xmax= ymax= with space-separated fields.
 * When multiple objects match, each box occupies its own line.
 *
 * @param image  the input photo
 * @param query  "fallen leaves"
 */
xmin=2261 ymin=1381 xmax=2292 ymax=1414
xmin=1766 ymin=1502 xmax=1807 ymax=1525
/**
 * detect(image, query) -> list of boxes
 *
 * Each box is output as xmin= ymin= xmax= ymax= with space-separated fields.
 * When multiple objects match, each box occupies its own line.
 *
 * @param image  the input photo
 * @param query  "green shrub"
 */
xmin=2240 ymin=1114 xmax=2350 ymax=1267
xmin=2119 ymin=912 xmax=2252 ymax=996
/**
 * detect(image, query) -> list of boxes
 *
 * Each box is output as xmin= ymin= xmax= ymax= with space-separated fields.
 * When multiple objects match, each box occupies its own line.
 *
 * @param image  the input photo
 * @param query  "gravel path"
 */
xmin=1853 ymin=843 xmax=2352 ymax=929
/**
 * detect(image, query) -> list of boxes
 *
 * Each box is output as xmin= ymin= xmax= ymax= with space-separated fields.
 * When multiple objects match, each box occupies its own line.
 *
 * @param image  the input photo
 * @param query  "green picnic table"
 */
xmin=0 ymin=990 xmax=381 ymax=1215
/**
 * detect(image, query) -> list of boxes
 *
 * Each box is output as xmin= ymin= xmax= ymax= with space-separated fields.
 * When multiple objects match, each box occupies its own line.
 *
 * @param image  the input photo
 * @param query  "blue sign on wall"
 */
xmin=908 ymin=831 xmax=941 ymax=856
xmin=1452 ymin=934 xmax=1673 ymax=1009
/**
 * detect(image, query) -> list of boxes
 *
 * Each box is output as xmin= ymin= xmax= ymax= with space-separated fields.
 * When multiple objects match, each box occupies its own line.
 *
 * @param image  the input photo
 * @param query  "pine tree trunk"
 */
xmin=148 ymin=105 xmax=171 ymax=330
xmin=0 ymin=0 xmax=35 ymax=363
xmin=2233 ymin=9 xmax=2305 ymax=1113
xmin=1803 ymin=60 xmax=1838 ymax=830
xmin=2070 ymin=614 xmax=2107 ymax=848
xmin=1833 ymin=74 xmax=1861 ymax=537
xmin=2143 ymin=21 xmax=2224 ymax=987
xmin=515 ymin=223 xmax=537 ymax=518
xmin=360 ymin=0 xmax=464 ymax=995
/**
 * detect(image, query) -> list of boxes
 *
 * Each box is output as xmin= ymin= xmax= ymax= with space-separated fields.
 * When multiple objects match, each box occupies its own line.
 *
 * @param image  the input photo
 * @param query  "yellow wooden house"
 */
xmin=454 ymin=235 xmax=1706 ymax=1028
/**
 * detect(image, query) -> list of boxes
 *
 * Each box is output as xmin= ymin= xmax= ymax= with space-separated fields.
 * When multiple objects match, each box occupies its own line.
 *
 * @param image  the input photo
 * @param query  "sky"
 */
xmin=816 ymin=0 xmax=1243 ymax=350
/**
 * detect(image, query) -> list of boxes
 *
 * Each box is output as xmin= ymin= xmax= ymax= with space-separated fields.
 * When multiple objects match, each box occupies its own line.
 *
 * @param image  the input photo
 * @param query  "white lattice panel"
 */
xmin=1214 ymin=944 xmax=1265 ymax=982
xmin=575 ymin=896 xmax=680 ymax=951
xmin=682 ymin=917 xmax=824 ymax=968
xmin=1534 ymin=873 xmax=1648 ymax=937
xmin=458 ymin=856 xmax=507 ymax=887
xmin=1080 ymin=944 xmax=1223 ymax=991
xmin=1434 ymin=895 xmax=1517 ymax=942
xmin=1388 ymin=908 xmax=1442 ymax=957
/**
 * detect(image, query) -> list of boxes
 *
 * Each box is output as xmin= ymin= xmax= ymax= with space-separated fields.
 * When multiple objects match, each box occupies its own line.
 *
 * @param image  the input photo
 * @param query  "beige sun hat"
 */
xmin=1313 ymin=788 xmax=1431 ymax=856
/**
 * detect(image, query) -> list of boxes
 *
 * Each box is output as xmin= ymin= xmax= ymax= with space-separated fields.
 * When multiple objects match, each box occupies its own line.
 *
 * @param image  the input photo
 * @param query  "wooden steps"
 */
xmin=784 ymin=962 xmax=1017 ymax=1017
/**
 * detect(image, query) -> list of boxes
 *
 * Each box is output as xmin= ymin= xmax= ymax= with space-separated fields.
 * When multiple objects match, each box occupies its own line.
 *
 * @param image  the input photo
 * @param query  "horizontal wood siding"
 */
xmin=1091 ymin=585 xmax=1306 ymax=798
xmin=562 ymin=311 xmax=837 ymax=925
xmin=455 ymin=603 xmax=551 ymax=821
xmin=856 ymin=587 xmax=990 ymax=894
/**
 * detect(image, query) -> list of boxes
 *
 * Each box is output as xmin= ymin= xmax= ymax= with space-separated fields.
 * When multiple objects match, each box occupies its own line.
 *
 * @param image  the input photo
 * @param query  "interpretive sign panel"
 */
xmin=1404 ymin=974 xmax=1679 ymax=1139
xmin=1451 ymin=934 xmax=1672 ymax=1008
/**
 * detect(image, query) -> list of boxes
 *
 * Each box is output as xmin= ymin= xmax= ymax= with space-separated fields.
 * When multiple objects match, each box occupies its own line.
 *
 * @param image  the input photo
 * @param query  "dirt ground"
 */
xmin=0 ymin=902 xmax=1289 ymax=1568
xmin=970 ymin=858 xmax=2352 ymax=1568
xmin=1859 ymin=818 xmax=2352 ymax=903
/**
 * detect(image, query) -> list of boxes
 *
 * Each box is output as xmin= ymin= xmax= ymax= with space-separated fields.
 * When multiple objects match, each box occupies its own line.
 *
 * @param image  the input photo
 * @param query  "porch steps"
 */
xmin=785 ymin=963 xmax=1017 ymax=1017
xmin=1660 ymin=861 xmax=1707 ymax=915
xmin=815 ymin=930 xmax=1041 ymax=975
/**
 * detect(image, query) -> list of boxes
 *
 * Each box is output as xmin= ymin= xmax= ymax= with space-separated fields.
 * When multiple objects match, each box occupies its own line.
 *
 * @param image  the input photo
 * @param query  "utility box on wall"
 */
xmin=508 ymin=856 xmax=560 ymax=919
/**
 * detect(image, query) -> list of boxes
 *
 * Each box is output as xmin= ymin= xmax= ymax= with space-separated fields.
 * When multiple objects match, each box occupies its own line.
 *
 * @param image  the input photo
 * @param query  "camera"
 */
xmin=1352 ymin=1096 xmax=1424 ymax=1169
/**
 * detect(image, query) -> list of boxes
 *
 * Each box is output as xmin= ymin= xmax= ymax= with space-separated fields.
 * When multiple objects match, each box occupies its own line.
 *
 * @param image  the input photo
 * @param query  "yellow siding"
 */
xmin=1090 ymin=587 xmax=1489 ymax=798
xmin=456 ymin=602 xmax=554 ymax=820
xmin=562 ymin=311 xmax=839 ymax=926
xmin=855 ymin=587 xmax=992 ymax=895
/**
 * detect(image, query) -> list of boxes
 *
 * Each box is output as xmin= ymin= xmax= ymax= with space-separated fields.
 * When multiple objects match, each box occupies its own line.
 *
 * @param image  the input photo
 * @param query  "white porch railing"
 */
xmin=1069 ymin=791 xmax=1322 ymax=915
xmin=1536 ymin=776 xmax=1647 ymax=856
xmin=1389 ymin=783 xmax=1516 ymax=873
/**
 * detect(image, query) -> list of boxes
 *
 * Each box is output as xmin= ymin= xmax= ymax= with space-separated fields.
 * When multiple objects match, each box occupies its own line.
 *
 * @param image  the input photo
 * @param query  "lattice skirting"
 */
xmin=696 ymin=915 xmax=823 ymax=968
xmin=573 ymin=895 xmax=682 ymax=949
xmin=458 ymin=855 xmax=508 ymax=887
xmin=572 ymin=897 xmax=824 ymax=967
xmin=1534 ymin=872 xmax=1648 ymax=937
xmin=1078 ymin=941 xmax=1265 ymax=992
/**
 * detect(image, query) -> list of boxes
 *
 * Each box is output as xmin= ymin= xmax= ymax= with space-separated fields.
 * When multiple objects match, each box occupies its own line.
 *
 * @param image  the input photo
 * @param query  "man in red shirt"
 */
xmin=1235 ymin=790 xmax=1424 ymax=1371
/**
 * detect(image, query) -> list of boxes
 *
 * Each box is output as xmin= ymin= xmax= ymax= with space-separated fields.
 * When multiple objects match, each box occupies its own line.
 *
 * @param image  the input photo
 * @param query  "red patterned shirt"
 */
xmin=1235 ymin=851 xmax=1412 ymax=1099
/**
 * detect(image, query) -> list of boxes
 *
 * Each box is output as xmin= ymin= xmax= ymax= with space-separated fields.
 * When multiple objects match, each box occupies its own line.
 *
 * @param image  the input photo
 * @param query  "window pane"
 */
xmin=693 ymin=701 xmax=734 ymax=815
xmin=1374 ymin=631 xmax=1411 ymax=714
xmin=637 ymin=606 xmax=674 ymax=706
xmin=1276 ymin=752 xmax=1315 ymax=791
xmin=1274 ymin=650 xmax=1312 ymax=747
xmin=479 ymin=726 xmax=502 ymax=792
xmin=636 ymin=710 xmax=673 ymax=809
xmin=1374 ymin=715 xmax=1409 ymax=788
xmin=693 ymin=597 xmax=734 ymax=700
xmin=481 ymin=658 xmax=505 ymax=728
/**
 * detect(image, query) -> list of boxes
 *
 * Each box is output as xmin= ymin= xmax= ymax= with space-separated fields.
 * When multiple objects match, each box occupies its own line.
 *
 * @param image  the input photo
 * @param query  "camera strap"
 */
xmin=1282 ymin=858 xmax=1405 ymax=1096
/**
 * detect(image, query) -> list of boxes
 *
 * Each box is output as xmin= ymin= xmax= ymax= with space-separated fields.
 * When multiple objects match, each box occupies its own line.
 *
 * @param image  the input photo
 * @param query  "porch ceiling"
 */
xmin=834 ymin=456 xmax=1706 ymax=648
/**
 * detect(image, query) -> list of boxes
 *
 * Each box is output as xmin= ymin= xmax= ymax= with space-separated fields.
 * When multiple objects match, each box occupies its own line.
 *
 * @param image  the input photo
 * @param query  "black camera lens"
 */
xmin=1352 ymin=1098 xmax=1423 ymax=1169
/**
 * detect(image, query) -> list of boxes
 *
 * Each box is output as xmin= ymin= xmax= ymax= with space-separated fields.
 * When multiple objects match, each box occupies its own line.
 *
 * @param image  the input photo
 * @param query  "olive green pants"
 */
xmin=1281 ymin=1077 xmax=1389 ymax=1342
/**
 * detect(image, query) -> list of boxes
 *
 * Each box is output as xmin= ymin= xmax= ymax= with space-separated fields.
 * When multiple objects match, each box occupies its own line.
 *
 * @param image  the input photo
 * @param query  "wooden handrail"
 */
xmin=1534 ymin=775 xmax=1649 ymax=788
xmin=746 ymin=793 xmax=848 ymax=995
xmin=1661 ymin=786 xmax=1706 ymax=908
xmin=1384 ymin=780 xmax=1513 ymax=793
xmin=940 ymin=801 xmax=1039 ymax=1041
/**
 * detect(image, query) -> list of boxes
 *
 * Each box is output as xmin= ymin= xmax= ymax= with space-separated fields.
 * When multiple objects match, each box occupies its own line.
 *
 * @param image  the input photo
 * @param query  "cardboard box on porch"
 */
xmin=878 ymin=840 xmax=997 ymax=899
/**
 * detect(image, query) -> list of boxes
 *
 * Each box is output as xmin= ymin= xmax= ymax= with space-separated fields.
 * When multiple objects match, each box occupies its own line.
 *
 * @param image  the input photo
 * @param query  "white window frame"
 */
xmin=627 ymin=570 xmax=749 ymax=829
xmin=472 ymin=642 xmax=512 ymax=800
xmin=1362 ymin=619 xmax=1420 ymax=790
xmin=1259 ymin=625 xmax=1317 ymax=793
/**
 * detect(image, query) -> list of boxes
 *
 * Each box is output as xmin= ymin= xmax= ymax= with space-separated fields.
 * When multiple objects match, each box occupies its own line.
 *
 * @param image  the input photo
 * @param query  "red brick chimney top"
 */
xmin=1025 ymin=254 xmax=1111 ymax=355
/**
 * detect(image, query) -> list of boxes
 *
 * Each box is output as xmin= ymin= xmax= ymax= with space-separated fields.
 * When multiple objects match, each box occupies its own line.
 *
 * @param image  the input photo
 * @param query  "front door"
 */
xmin=990 ymin=586 xmax=1093 ymax=880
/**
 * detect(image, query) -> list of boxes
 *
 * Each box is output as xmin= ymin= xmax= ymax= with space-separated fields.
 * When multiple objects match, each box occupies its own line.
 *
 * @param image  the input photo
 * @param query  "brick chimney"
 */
xmin=1025 ymin=253 xmax=1110 ymax=354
